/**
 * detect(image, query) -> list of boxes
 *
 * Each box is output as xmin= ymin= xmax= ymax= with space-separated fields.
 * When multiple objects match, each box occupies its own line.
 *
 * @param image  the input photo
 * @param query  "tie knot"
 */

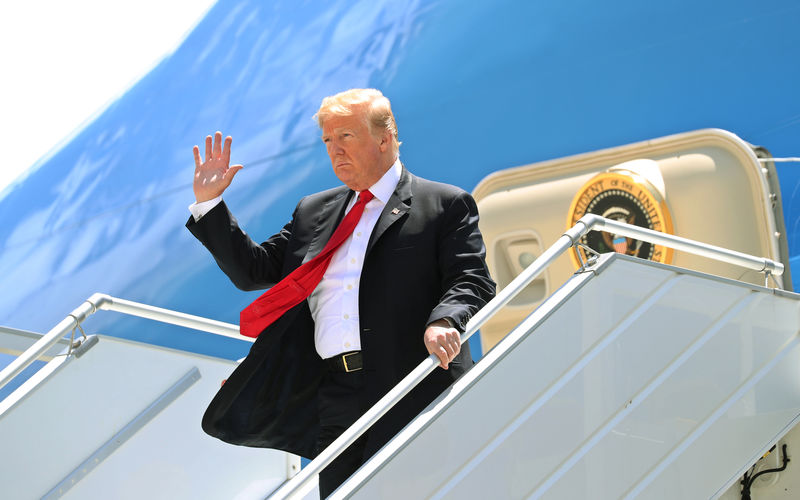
xmin=358 ymin=190 xmax=375 ymax=204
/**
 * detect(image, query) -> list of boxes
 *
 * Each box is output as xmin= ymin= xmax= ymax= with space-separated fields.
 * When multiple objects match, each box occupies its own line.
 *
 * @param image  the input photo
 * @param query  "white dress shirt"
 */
xmin=189 ymin=159 xmax=402 ymax=359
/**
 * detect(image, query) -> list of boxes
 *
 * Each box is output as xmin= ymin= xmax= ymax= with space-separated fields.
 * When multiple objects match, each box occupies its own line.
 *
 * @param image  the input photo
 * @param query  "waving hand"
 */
xmin=193 ymin=131 xmax=243 ymax=202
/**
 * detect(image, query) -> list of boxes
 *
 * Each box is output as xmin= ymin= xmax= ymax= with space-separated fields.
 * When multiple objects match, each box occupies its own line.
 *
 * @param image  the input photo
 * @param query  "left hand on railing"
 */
xmin=424 ymin=319 xmax=460 ymax=370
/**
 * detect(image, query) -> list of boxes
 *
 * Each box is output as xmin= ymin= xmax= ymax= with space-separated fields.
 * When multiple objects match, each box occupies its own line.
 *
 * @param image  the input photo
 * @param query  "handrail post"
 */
xmin=0 ymin=293 xmax=108 ymax=392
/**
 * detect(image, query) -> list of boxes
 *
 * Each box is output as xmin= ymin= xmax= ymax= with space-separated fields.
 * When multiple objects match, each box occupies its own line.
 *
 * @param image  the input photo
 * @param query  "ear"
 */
xmin=378 ymin=129 xmax=392 ymax=153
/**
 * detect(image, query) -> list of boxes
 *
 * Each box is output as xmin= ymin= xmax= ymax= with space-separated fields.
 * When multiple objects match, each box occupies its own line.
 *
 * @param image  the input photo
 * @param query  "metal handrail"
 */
xmin=588 ymin=215 xmax=784 ymax=276
xmin=267 ymin=213 xmax=784 ymax=499
xmin=0 ymin=293 xmax=246 ymax=393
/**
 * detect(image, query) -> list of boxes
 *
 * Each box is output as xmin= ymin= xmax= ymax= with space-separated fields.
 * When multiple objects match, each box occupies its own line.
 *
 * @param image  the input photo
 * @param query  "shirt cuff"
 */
xmin=189 ymin=196 xmax=222 ymax=222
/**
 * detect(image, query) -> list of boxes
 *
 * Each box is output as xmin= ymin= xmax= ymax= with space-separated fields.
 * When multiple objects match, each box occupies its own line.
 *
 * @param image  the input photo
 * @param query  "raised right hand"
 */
xmin=193 ymin=131 xmax=243 ymax=202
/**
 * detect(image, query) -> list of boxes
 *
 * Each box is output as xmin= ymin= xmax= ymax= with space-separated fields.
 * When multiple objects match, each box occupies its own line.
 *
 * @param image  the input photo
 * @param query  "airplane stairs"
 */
xmin=333 ymin=253 xmax=800 ymax=499
xmin=1 ymin=216 xmax=799 ymax=499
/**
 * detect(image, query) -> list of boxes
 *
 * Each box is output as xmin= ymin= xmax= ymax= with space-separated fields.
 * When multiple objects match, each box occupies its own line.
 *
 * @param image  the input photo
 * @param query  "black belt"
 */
xmin=324 ymin=351 xmax=363 ymax=372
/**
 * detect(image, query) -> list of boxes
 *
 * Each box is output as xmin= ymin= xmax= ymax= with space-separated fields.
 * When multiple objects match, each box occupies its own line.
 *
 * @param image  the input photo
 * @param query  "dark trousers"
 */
xmin=316 ymin=369 xmax=369 ymax=499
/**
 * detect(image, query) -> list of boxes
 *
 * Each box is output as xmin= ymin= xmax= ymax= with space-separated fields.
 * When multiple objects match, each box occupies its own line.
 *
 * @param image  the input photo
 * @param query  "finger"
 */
xmin=448 ymin=331 xmax=461 ymax=355
xmin=224 ymin=165 xmax=243 ymax=183
xmin=446 ymin=340 xmax=459 ymax=359
xmin=193 ymin=145 xmax=201 ymax=169
xmin=213 ymin=131 xmax=223 ymax=158
xmin=441 ymin=341 xmax=456 ymax=361
xmin=205 ymin=135 xmax=212 ymax=162
xmin=437 ymin=346 xmax=449 ymax=369
xmin=223 ymin=136 xmax=233 ymax=165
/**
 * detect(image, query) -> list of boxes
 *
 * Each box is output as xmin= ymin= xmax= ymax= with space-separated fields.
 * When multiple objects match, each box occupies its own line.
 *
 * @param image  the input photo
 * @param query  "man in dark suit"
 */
xmin=187 ymin=89 xmax=495 ymax=497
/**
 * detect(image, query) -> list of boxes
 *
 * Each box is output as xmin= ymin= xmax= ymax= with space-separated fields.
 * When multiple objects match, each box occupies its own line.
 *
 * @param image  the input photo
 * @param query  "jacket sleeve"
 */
xmin=186 ymin=200 xmax=294 ymax=291
xmin=427 ymin=191 xmax=496 ymax=332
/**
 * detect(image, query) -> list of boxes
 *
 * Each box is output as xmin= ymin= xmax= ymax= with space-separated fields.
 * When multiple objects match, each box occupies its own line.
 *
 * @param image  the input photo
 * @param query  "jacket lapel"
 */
xmin=366 ymin=167 xmax=413 ymax=255
xmin=304 ymin=188 xmax=352 ymax=262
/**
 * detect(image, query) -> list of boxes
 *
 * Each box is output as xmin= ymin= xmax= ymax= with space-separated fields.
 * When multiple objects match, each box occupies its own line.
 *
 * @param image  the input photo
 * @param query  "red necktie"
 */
xmin=239 ymin=190 xmax=375 ymax=338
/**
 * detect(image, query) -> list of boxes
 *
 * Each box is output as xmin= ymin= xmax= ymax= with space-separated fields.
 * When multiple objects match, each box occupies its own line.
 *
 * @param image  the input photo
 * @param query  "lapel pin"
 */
xmin=391 ymin=208 xmax=400 ymax=215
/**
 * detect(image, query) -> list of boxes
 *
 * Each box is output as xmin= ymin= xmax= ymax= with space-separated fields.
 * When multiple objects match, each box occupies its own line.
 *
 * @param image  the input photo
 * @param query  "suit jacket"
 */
xmin=186 ymin=167 xmax=495 ymax=459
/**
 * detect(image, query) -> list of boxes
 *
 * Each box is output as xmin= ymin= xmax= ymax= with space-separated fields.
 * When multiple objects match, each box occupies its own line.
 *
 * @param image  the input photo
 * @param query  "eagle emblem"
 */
xmin=567 ymin=169 xmax=674 ymax=267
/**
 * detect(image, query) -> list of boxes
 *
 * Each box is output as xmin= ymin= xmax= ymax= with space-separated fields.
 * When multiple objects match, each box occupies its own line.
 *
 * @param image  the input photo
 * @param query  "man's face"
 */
xmin=321 ymin=108 xmax=390 ymax=192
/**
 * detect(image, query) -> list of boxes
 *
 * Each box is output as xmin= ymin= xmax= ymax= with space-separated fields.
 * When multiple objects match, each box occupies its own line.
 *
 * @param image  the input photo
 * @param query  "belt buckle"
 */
xmin=342 ymin=352 xmax=361 ymax=372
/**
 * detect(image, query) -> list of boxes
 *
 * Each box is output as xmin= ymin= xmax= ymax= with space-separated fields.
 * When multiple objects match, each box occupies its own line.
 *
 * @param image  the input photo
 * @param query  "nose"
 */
xmin=328 ymin=139 xmax=344 ymax=155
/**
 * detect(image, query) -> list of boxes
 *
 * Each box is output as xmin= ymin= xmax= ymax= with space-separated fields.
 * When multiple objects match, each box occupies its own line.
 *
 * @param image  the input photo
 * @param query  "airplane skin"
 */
xmin=1 ymin=0 xmax=799 ymax=362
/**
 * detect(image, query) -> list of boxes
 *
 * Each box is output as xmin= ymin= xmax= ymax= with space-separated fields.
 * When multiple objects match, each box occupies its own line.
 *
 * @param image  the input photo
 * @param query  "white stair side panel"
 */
xmin=522 ymin=285 xmax=758 ymax=498
xmin=337 ymin=256 xmax=800 ymax=500
xmin=0 ymin=335 xmax=288 ymax=500
xmin=542 ymin=291 xmax=800 ymax=499
xmin=449 ymin=273 xmax=751 ymax=500
xmin=636 ymin=294 xmax=800 ymax=499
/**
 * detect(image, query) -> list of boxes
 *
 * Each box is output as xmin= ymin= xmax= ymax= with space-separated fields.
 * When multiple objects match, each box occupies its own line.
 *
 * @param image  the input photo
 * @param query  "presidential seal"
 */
xmin=567 ymin=168 xmax=674 ymax=268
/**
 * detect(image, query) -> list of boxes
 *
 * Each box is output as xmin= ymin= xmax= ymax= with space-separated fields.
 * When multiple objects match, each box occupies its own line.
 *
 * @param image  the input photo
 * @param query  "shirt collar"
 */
xmin=360 ymin=157 xmax=401 ymax=204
